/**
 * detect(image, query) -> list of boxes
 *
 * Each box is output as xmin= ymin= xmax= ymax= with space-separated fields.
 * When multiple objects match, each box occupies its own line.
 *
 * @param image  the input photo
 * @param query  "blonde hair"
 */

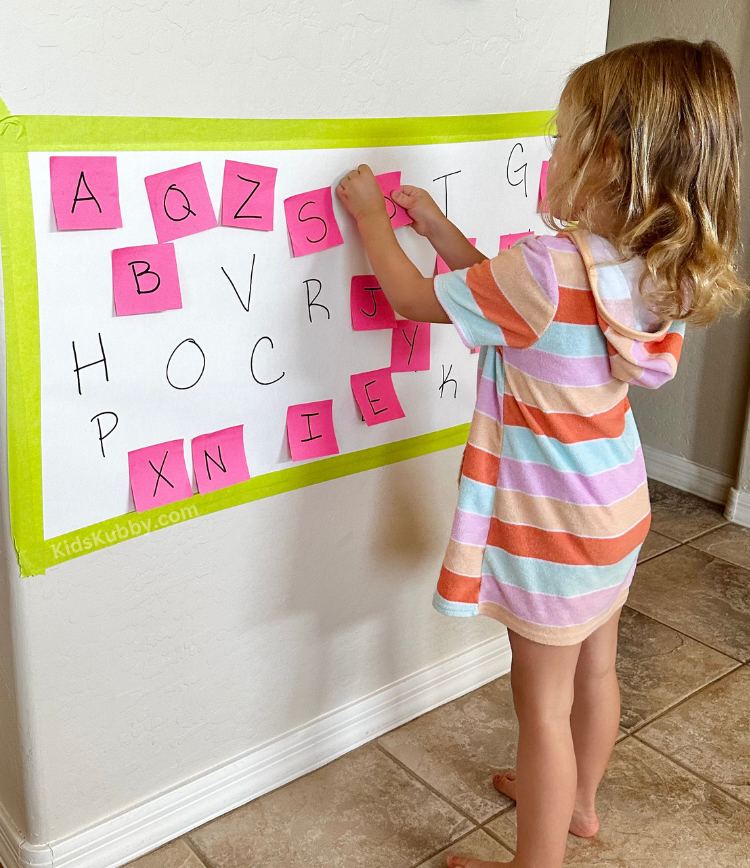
xmin=544 ymin=39 xmax=747 ymax=325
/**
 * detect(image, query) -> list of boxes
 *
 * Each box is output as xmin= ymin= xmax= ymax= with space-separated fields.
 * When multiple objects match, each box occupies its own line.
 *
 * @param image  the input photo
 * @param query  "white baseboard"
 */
xmin=724 ymin=487 xmax=750 ymax=527
xmin=643 ymin=445 xmax=733 ymax=505
xmin=0 ymin=802 xmax=24 ymax=868
xmin=0 ymin=634 xmax=511 ymax=868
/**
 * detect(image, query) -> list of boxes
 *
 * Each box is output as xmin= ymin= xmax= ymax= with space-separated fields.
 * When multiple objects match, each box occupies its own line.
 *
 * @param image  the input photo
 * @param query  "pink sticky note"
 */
xmin=391 ymin=321 xmax=431 ymax=372
xmin=191 ymin=425 xmax=250 ymax=494
xmin=128 ymin=439 xmax=193 ymax=512
xmin=144 ymin=162 xmax=218 ymax=243
xmin=283 ymin=187 xmax=344 ymax=257
xmin=537 ymin=160 xmax=549 ymax=213
xmin=351 ymin=369 xmax=406 ymax=426
xmin=50 ymin=156 xmax=122 ymax=231
xmin=435 ymin=238 xmax=477 ymax=275
xmin=499 ymin=231 xmax=534 ymax=251
xmin=112 ymin=243 xmax=182 ymax=316
xmin=221 ymin=161 xmax=277 ymax=231
xmin=375 ymin=172 xmax=413 ymax=229
xmin=286 ymin=400 xmax=339 ymax=461
xmin=350 ymin=275 xmax=396 ymax=331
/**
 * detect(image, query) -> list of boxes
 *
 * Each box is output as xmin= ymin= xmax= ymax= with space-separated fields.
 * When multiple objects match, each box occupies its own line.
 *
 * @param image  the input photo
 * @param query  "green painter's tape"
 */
xmin=0 ymin=100 xmax=552 ymax=576
xmin=0 ymin=110 xmax=555 ymax=153
xmin=43 ymin=424 xmax=470 ymax=571
xmin=0 ymin=151 xmax=46 ymax=576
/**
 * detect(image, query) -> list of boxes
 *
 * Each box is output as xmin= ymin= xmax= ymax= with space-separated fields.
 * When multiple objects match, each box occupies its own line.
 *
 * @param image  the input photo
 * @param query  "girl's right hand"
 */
xmin=390 ymin=186 xmax=447 ymax=238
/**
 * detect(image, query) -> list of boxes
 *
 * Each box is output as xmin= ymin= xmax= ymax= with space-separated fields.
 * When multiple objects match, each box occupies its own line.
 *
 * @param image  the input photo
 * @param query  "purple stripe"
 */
xmin=539 ymin=235 xmax=578 ymax=253
xmin=478 ymin=561 xmax=636 ymax=628
xmin=630 ymin=341 xmax=676 ymax=389
xmin=504 ymin=347 xmax=613 ymax=386
xmin=475 ymin=373 xmax=502 ymax=418
xmin=520 ymin=237 xmax=560 ymax=307
xmin=497 ymin=448 xmax=647 ymax=505
xmin=451 ymin=509 xmax=491 ymax=545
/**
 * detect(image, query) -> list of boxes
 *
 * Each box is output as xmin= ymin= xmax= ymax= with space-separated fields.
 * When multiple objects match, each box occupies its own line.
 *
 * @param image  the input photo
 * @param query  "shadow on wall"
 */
xmin=278 ymin=455 xmax=452 ymax=720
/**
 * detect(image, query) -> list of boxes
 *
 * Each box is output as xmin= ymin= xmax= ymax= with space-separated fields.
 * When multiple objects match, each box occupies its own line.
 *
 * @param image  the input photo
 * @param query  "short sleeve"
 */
xmin=434 ymin=235 xmax=559 ymax=349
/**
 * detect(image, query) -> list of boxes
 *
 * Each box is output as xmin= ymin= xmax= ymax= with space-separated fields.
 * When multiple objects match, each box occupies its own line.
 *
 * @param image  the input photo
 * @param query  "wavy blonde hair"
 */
xmin=544 ymin=39 xmax=746 ymax=325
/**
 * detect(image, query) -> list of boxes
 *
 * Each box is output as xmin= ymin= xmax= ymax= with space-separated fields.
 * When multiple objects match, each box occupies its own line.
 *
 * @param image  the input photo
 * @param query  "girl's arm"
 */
xmin=336 ymin=165 xmax=486 ymax=323
xmin=391 ymin=185 xmax=488 ymax=271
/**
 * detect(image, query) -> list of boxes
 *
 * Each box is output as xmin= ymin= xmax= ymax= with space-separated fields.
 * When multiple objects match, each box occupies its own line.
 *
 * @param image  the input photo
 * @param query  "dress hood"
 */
xmin=570 ymin=230 xmax=685 ymax=389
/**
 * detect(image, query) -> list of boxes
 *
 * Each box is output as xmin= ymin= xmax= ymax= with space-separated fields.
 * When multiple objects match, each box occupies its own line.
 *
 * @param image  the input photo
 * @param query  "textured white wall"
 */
xmin=607 ymin=0 xmax=750 ymax=479
xmin=0 ymin=0 xmax=609 ymax=847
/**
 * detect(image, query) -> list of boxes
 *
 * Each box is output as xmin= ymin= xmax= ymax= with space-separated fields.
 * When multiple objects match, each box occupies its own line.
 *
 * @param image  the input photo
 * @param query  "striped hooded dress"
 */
xmin=432 ymin=230 xmax=685 ymax=646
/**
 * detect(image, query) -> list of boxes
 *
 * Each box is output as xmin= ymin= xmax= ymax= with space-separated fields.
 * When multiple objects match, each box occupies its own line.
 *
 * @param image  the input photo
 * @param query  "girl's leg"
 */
xmin=492 ymin=608 xmax=623 ymax=839
xmin=568 ymin=607 xmax=622 ymax=837
xmin=448 ymin=631 xmax=581 ymax=868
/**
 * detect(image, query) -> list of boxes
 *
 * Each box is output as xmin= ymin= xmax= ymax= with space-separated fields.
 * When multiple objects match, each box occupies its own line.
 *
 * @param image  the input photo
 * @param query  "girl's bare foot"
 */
xmin=492 ymin=771 xmax=600 ymax=838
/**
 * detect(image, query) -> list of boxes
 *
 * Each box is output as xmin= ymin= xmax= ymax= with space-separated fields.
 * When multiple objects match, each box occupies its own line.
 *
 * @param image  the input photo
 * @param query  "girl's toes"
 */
xmin=492 ymin=771 xmax=518 ymax=800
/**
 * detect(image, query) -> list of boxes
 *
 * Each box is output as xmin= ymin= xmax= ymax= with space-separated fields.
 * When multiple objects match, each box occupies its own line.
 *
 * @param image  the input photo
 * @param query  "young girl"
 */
xmin=337 ymin=38 xmax=745 ymax=867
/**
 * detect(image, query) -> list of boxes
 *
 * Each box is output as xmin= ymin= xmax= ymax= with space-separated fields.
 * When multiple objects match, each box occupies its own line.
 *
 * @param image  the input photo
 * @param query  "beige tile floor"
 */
xmin=127 ymin=481 xmax=750 ymax=868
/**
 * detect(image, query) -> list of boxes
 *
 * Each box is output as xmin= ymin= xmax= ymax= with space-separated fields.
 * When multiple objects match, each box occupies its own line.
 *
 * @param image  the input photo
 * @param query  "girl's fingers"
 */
xmin=391 ymin=189 xmax=416 ymax=208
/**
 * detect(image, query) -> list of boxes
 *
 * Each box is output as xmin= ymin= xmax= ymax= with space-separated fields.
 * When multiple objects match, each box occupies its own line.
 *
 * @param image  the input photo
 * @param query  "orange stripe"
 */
xmin=503 ymin=395 xmax=629 ymax=443
xmin=554 ymin=285 xmax=598 ymax=325
xmin=461 ymin=442 xmax=500 ymax=485
xmin=487 ymin=514 xmax=651 ymax=566
xmin=466 ymin=260 xmax=538 ymax=347
xmin=437 ymin=566 xmax=481 ymax=604
xmin=644 ymin=331 xmax=683 ymax=359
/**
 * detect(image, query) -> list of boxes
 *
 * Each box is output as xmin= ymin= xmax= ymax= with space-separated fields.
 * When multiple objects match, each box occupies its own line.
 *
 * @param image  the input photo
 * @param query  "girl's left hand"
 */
xmin=336 ymin=164 xmax=388 ymax=223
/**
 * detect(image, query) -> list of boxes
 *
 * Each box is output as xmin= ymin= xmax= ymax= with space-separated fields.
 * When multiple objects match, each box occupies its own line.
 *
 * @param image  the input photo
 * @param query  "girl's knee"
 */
xmin=511 ymin=669 xmax=575 ymax=724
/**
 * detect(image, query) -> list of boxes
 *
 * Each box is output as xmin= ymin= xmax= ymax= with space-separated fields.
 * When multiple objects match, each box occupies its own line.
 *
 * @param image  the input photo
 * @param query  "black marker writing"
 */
xmin=360 ymin=285 xmax=382 ymax=318
xmin=298 ymin=200 xmax=327 ymax=244
xmin=72 ymin=333 xmax=109 ymax=396
xmin=364 ymin=380 xmax=388 ymax=416
xmin=204 ymin=445 xmax=226 ymax=481
xmin=91 ymin=411 xmax=118 ymax=458
xmin=221 ymin=256 xmax=255 ymax=312
xmin=439 ymin=364 xmax=458 ymax=399
xmin=149 ymin=451 xmax=174 ymax=498
xmin=129 ymin=260 xmax=160 ymax=295
xmin=166 ymin=338 xmax=206 ymax=390
xmin=383 ymin=194 xmax=397 ymax=220
xmin=250 ymin=336 xmax=285 ymax=385
xmin=399 ymin=323 xmax=419 ymax=366
xmin=71 ymin=171 xmax=102 ymax=214
xmin=304 ymin=278 xmax=330 ymax=323
xmin=432 ymin=170 xmax=461 ymax=218
xmin=163 ymin=184 xmax=196 ymax=222
xmin=233 ymin=176 xmax=262 ymax=220
xmin=506 ymin=143 xmax=528 ymax=197
xmin=300 ymin=413 xmax=322 ymax=442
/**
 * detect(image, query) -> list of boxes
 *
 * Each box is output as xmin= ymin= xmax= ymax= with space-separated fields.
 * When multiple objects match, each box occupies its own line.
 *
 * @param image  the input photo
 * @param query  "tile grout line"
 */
xmin=183 ymin=832 xmax=217 ymax=868
xmin=374 ymin=741 xmax=492 ymax=828
xmin=180 ymin=835 xmax=211 ymax=866
xmin=623 ymin=661 xmax=744 ymax=737
xmin=408 ymin=827 xmax=481 ymax=868
xmin=637 ymin=542 xmax=681 ymax=564
xmin=622 ymin=601 xmax=748 ymax=664
xmin=649 ymin=520 xmax=728 ymax=547
xmin=631 ymin=733 xmax=750 ymax=813
xmin=479 ymin=819 xmax=517 ymax=854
